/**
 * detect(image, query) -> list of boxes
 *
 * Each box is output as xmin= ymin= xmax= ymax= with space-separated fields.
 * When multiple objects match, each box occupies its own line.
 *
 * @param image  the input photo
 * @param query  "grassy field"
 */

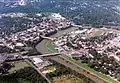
xmin=52 ymin=75 xmax=84 ymax=83
xmin=82 ymin=28 xmax=107 ymax=38
xmin=42 ymin=66 xmax=56 ymax=74
xmin=45 ymin=40 xmax=119 ymax=83
xmin=45 ymin=40 xmax=58 ymax=53
xmin=48 ymin=66 xmax=56 ymax=71
xmin=8 ymin=60 xmax=30 ymax=73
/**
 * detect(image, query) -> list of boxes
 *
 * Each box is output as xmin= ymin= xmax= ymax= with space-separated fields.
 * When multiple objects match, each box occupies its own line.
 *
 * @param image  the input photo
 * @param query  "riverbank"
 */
xmin=36 ymin=27 xmax=77 ymax=54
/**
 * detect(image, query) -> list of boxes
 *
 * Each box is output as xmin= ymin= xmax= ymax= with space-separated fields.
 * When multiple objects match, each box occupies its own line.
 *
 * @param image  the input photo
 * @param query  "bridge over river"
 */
xmin=36 ymin=27 xmax=77 ymax=54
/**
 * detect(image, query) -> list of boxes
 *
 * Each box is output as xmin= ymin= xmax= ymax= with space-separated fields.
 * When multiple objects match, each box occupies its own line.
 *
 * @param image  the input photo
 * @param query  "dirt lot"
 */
xmin=8 ymin=60 xmax=30 ymax=73
xmin=52 ymin=75 xmax=83 ymax=83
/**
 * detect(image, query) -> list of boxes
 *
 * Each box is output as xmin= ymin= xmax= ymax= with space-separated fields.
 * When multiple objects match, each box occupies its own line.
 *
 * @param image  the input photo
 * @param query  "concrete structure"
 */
xmin=33 ymin=58 xmax=43 ymax=64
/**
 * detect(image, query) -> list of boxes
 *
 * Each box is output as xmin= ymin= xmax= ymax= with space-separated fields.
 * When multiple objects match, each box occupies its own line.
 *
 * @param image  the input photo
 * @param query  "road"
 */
xmin=25 ymin=59 xmax=51 ymax=83
xmin=48 ymin=55 xmax=105 ymax=83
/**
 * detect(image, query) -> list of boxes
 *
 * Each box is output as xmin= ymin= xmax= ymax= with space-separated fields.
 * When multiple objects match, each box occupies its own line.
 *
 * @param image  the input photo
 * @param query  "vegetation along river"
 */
xmin=36 ymin=27 xmax=78 ymax=54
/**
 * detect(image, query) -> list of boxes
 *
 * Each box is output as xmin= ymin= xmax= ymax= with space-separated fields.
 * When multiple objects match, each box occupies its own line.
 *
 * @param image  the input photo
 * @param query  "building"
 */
xmin=33 ymin=58 xmax=43 ymax=64
xmin=0 ymin=54 xmax=7 ymax=64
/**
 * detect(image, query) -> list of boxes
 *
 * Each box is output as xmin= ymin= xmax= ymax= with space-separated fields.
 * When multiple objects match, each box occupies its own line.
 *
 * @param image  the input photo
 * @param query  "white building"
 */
xmin=33 ymin=58 xmax=43 ymax=64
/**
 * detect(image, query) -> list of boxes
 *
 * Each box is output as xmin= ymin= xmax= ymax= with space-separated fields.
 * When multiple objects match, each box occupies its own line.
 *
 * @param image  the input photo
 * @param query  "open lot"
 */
xmin=52 ymin=75 xmax=84 ymax=83
xmin=81 ymin=28 xmax=108 ymax=38
xmin=8 ymin=60 xmax=30 ymax=73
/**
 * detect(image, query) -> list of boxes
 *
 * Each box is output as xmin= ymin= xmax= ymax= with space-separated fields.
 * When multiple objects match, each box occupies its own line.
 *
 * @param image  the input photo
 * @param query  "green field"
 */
xmin=45 ymin=40 xmax=119 ymax=83
xmin=48 ymin=66 xmax=56 ymax=71
xmin=8 ymin=60 xmax=30 ymax=73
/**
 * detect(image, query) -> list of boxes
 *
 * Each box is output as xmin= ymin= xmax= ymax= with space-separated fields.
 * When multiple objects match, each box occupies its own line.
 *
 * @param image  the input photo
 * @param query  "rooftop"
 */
xmin=33 ymin=58 xmax=43 ymax=64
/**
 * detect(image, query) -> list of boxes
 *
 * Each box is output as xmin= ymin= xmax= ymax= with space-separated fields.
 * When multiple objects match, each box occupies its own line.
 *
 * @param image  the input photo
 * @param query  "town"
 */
xmin=0 ymin=12 xmax=81 ymax=83
xmin=0 ymin=12 xmax=120 ymax=83
xmin=53 ymin=27 xmax=120 ymax=81
xmin=0 ymin=13 xmax=74 ymax=53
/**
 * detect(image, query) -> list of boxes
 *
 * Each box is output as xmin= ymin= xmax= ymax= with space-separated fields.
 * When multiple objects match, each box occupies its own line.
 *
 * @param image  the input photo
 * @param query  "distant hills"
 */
xmin=0 ymin=0 xmax=120 ymax=25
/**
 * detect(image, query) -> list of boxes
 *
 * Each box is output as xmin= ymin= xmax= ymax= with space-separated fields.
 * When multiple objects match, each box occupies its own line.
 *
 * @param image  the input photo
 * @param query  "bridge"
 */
xmin=26 ymin=53 xmax=60 ymax=59
xmin=40 ymin=35 xmax=54 ymax=40
xmin=40 ymin=53 xmax=60 ymax=57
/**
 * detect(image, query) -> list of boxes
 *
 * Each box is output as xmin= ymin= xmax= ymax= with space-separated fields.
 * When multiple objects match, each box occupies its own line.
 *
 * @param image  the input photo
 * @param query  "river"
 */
xmin=36 ymin=27 xmax=78 ymax=54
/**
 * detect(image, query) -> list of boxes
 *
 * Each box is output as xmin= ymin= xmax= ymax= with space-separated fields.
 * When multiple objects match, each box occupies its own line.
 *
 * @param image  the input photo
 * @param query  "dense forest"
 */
xmin=0 ymin=13 xmax=43 ymax=37
xmin=1 ymin=0 xmax=120 ymax=25
xmin=0 ymin=67 xmax=48 ymax=83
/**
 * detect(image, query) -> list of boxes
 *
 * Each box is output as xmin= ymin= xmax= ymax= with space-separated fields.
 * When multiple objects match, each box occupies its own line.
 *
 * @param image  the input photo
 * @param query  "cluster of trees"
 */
xmin=23 ymin=38 xmax=43 ymax=56
xmin=0 ymin=67 xmax=48 ymax=83
xmin=0 ymin=63 xmax=12 ymax=74
xmin=46 ymin=60 xmax=95 ymax=83
xmin=13 ymin=36 xmax=43 ymax=56
xmin=27 ymin=47 xmax=41 ymax=56
xmin=0 ymin=46 xmax=16 ymax=53
xmin=0 ymin=13 xmax=43 ymax=37
xmin=25 ymin=37 xmax=43 ymax=48
xmin=89 ymin=33 xmax=117 ymax=44
xmin=0 ymin=16 xmax=31 ymax=37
